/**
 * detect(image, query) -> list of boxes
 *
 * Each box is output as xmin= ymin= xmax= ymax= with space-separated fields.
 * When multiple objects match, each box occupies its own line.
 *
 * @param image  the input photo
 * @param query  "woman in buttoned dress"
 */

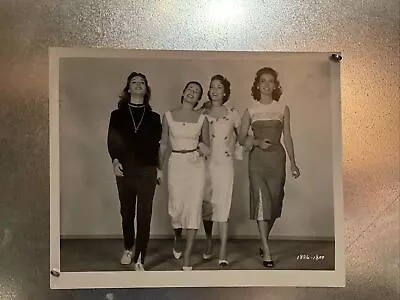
xmin=201 ymin=75 xmax=243 ymax=267
xmin=158 ymin=81 xmax=210 ymax=271
xmin=239 ymin=67 xmax=300 ymax=268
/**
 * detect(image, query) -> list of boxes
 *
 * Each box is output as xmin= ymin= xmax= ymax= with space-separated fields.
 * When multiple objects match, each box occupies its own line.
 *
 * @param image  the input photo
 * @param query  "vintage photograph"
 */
xmin=49 ymin=48 xmax=344 ymax=288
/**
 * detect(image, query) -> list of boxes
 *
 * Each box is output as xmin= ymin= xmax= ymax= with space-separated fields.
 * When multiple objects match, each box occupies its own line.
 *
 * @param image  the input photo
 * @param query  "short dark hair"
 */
xmin=118 ymin=72 xmax=152 ymax=109
xmin=207 ymin=74 xmax=231 ymax=103
xmin=251 ymin=67 xmax=282 ymax=101
xmin=180 ymin=81 xmax=203 ymax=105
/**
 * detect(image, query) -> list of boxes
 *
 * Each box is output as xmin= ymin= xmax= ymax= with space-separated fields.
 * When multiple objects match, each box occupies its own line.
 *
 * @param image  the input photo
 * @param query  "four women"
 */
xmin=107 ymin=67 xmax=300 ymax=271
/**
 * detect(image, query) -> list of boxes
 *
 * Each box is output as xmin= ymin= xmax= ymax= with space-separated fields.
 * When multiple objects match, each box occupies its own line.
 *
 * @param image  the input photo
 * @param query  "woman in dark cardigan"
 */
xmin=107 ymin=71 xmax=162 ymax=271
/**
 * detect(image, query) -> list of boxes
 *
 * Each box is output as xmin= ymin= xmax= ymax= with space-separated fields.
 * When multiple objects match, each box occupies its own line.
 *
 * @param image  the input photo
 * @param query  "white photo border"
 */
xmin=49 ymin=47 xmax=345 ymax=289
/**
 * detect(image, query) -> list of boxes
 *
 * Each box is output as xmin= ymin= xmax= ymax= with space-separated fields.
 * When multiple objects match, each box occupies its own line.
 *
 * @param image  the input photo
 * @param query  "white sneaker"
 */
xmin=120 ymin=250 xmax=133 ymax=265
xmin=135 ymin=262 xmax=145 ymax=271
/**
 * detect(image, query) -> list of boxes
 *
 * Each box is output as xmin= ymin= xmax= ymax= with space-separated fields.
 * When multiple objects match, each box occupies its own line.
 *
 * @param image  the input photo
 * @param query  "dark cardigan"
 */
xmin=107 ymin=104 xmax=162 ymax=174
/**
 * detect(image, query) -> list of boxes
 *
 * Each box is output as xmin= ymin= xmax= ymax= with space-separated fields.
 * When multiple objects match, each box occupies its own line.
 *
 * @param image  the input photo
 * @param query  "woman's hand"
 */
xmin=198 ymin=142 xmax=211 ymax=157
xmin=112 ymin=159 xmax=124 ymax=177
xmin=291 ymin=164 xmax=300 ymax=178
xmin=257 ymin=138 xmax=272 ymax=150
xmin=243 ymin=136 xmax=254 ymax=152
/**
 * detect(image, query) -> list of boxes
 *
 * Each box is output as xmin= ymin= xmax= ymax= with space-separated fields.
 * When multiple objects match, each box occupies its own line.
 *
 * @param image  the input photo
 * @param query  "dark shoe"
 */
xmin=263 ymin=260 xmax=274 ymax=268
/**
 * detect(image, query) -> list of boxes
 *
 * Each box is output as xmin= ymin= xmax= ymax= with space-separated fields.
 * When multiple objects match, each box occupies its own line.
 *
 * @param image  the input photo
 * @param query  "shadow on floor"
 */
xmin=61 ymin=238 xmax=335 ymax=272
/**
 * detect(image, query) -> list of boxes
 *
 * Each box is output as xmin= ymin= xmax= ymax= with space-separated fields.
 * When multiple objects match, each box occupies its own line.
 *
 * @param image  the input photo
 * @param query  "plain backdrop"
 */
xmin=58 ymin=53 xmax=335 ymax=239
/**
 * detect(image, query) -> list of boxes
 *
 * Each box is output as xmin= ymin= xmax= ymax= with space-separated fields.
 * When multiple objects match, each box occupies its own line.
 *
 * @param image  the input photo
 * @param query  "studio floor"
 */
xmin=60 ymin=238 xmax=335 ymax=272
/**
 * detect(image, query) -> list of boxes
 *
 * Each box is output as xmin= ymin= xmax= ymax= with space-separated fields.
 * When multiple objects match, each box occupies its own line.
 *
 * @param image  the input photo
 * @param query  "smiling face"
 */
xmin=129 ymin=75 xmax=147 ymax=96
xmin=257 ymin=73 xmax=276 ymax=97
xmin=208 ymin=79 xmax=225 ymax=105
xmin=182 ymin=82 xmax=202 ymax=105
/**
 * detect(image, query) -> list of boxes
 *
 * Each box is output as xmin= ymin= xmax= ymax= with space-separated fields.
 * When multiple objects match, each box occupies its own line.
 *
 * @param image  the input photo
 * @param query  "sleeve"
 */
xmin=107 ymin=111 xmax=123 ymax=162
xmin=151 ymin=113 xmax=163 ymax=164
xmin=145 ymin=112 xmax=162 ymax=156
xmin=152 ymin=112 xmax=162 ymax=145
xmin=231 ymin=108 xmax=244 ymax=160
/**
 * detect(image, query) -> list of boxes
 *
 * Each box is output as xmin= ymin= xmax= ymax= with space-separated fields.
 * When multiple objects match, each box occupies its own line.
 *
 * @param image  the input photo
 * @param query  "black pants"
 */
xmin=116 ymin=166 xmax=157 ymax=264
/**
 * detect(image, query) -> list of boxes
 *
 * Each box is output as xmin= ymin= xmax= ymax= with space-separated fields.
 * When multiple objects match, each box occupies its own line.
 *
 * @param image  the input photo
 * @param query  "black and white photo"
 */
xmin=49 ymin=48 xmax=345 ymax=288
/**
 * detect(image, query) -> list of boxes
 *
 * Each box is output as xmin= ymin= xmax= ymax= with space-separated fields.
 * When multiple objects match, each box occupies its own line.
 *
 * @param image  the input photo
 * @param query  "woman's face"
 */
xmin=182 ymin=83 xmax=202 ymax=105
xmin=129 ymin=76 xmax=147 ymax=96
xmin=209 ymin=79 xmax=224 ymax=105
xmin=257 ymin=73 xmax=275 ymax=97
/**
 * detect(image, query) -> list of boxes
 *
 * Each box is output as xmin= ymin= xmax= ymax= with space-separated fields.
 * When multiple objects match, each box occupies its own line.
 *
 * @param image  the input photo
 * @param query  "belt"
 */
xmin=171 ymin=148 xmax=198 ymax=153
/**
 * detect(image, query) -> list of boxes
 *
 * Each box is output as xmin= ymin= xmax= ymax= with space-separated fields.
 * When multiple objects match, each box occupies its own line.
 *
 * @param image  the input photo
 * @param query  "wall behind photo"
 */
xmin=59 ymin=54 xmax=335 ymax=239
xmin=1 ymin=0 xmax=399 ymax=298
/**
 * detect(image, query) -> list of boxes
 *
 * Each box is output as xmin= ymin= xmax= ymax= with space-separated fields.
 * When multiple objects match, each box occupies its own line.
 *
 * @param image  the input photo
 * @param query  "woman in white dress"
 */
xmin=201 ymin=75 xmax=242 ymax=266
xmin=158 ymin=81 xmax=210 ymax=270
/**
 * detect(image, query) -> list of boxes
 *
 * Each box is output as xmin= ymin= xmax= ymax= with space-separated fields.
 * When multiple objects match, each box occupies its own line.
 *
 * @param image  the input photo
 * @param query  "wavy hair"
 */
xmin=251 ymin=67 xmax=282 ymax=101
xmin=180 ymin=81 xmax=203 ymax=106
xmin=207 ymin=74 xmax=231 ymax=103
xmin=118 ymin=72 xmax=152 ymax=109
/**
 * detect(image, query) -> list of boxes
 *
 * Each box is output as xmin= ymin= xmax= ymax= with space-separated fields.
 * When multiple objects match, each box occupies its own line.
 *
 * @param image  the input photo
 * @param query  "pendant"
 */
xmin=128 ymin=106 xmax=145 ymax=134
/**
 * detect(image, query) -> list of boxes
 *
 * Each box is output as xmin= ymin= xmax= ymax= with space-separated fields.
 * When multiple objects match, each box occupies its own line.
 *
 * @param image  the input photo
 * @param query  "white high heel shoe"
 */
xmin=218 ymin=259 xmax=229 ymax=267
xmin=135 ymin=262 xmax=145 ymax=271
xmin=202 ymin=253 xmax=213 ymax=260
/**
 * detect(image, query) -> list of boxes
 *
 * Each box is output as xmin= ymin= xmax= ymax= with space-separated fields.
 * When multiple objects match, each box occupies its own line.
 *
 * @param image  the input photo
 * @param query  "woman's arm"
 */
xmin=200 ymin=101 xmax=212 ymax=114
xmin=238 ymin=109 xmax=261 ymax=149
xmin=283 ymin=105 xmax=300 ymax=177
xmin=152 ymin=113 xmax=163 ymax=178
xmin=107 ymin=111 xmax=124 ymax=176
xmin=200 ymin=117 xmax=210 ymax=146
xmin=153 ymin=113 xmax=163 ymax=146
xmin=198 ymin=117 xmax=211 ymax=156
xmin=238 ymin=109 xmax=251 ymax=146
xmin=158 ymin=114 xmax=170 ymax=170
xmin=238 ymin=109 xmax=271 ymax=150
xmin=107 ymin=111 xmax=122 ymax=162
xmin=232 ymin=109 xmax=241 ymax=140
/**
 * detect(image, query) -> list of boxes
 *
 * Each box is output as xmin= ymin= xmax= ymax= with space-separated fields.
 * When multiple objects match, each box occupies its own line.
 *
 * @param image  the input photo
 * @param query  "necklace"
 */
xmin=128 ymin=105 xmax=146 ymax=133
